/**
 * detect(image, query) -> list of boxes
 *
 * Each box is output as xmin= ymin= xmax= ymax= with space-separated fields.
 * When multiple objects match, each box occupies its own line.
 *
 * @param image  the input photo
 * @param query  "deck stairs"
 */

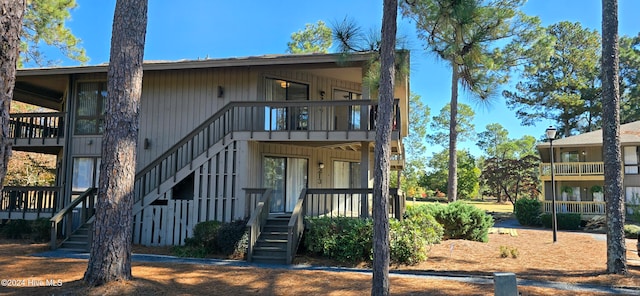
xmin=251 ymin=214 xmax=292 ymax=264
xmin=57 ymin=222 xmax=91 ymax=252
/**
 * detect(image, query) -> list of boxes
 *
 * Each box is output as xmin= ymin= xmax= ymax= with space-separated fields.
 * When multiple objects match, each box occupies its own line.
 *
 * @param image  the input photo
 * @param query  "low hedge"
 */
xmin=173 ymin=219 xmax=248 ymax=259
xmin=540 ymin=213 xmax=581 ymax=230
xmin=303 ymin=215 xmax=443 ymax=265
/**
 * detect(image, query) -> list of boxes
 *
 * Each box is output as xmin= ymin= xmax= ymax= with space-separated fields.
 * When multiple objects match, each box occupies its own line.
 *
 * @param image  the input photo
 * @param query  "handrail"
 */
xmin=286 ymin=188 xmax=308 ymax=264
xmin=50 ymin=187 xmax=97 ymax=250
xmin=246 ymin=188 xmax=272 ymax=262
xmin=133 ymin=99 xmax=400 ymax=209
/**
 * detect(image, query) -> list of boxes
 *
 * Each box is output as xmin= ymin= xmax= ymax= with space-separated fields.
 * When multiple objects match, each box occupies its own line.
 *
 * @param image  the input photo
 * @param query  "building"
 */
xmin=537 ymin=121 xmax=640 ymax=218
xmin=1 ymin=52 xmax=409 ymax=263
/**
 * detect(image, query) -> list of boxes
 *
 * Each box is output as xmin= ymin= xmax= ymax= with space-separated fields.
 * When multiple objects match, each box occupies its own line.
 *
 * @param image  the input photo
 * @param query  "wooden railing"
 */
xmin=303 ymin=188 xmax=405 ymax=220
xmin=541 ymin=200 xmax=606 ymax=215
xmin=134 ymin=99 xmax=401 ymax=209
xmin=244 ymin=188 xmax=269 ymax=219
xmin=540 ymin=162 xmax=605 ymax=177
xmin=49 ymin=187 xmax=97 ymax=250
xmin=9 ymin=112 xmax=65 ymax=144
xmin=246 ymin=188 xmax=273 ymax=262
xmin=287 ymin=189 xmax=308 ymax=264
xmin=0 ymin=186 xmax=60 ymax=219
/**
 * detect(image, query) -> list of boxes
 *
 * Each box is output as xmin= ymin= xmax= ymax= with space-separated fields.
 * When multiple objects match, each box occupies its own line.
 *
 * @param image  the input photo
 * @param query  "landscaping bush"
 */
xmin=408 ymin=202 xmax=494 ymax=242
xmin=514 ymin=198 xmax=542 ymax=226
xmin=173 ymin=219 xmax=247 ymax=258
xmin=390 ymin=211 xmax=443 ymax=265
xmin=1 ymin=219 xmax=32 ymax=239
xmin=304 ymin=214 xmax=443 ymax=265
xmin=625 ymin=224 xmax=640 ymax=239
xmin=187 ymin=220 xmax=221 ymax=252
xmin=540 ymin=213 xmax=581 ymax=230
xmin=215 ymin=219 xmax=249 ymax=257
xmin=30 ymin=218 xmax=51 ymax=242
xmin=304 ymin=217 xmax=373 ymax=263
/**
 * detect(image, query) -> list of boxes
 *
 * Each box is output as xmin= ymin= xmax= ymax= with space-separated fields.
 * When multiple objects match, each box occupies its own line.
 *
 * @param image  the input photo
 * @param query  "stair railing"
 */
xmin=49 ymin=187 xmax=97 ymax=250
xmin=286 ymin=188 xmax=308 ymax=264
xmin=133 ymin=99 xmax=398 ymax=210
xmin=246 ymin=188 xmax=272 ymax=262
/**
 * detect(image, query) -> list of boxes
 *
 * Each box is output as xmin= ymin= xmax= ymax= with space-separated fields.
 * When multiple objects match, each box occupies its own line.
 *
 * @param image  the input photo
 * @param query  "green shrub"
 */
xmin=171 ymin=245 xmax=208 ymax=258
xmin=30 ymin=218 xmax=51 ymax=242
xmin=173 ymin=219 xmax=247 ymax=258
xmin=540 ymin=213 xmax=581 ymax=230
xmin=304 ymin=214 xmax=443 ymax=265
xmin=1 ymin=219 xmax=32 ymax=239
xmin=624 ymin=224 xmax=640 ymax=239
xmin=390 ymin=212 xmax=443 ymax=265
xmin=408 ymin=202 xmax=494 ymax=242
xmin=304 ymin=217 xmax=373 ymax=263
xmin=514 ymin=198 xmax=542 ymax=226
xmin=185 ymin=220 xmax=221 ymax=253
xmin=215 ymin=219 xmax=249 ymax=257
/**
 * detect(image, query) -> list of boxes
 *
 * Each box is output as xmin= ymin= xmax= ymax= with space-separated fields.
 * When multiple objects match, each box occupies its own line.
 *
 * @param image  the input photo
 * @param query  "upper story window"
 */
xmin=561 ymin=151 xmax=579 ymax=162
xmin=265 ymin=78 xmax=309 ymax=131
xmin=75 ymin=82 xmax=107 ymax=135
xmin=624 ymin=146 xmax=639 ymax=174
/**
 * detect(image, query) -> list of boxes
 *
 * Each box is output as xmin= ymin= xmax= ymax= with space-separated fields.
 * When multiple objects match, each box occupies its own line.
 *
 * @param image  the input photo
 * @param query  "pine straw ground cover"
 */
xmin=0 ymin=228 xmax=638 ymax=295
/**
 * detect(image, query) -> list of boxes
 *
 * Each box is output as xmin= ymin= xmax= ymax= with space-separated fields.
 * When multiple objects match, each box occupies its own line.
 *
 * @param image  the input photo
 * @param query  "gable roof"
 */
xmin=537 ymin=120 xmax=640 ymax=149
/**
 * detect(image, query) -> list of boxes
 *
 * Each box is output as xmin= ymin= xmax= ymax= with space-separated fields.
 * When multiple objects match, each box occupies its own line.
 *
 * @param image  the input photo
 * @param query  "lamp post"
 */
xmin=546 ymin=126 xmax=558 ymax=243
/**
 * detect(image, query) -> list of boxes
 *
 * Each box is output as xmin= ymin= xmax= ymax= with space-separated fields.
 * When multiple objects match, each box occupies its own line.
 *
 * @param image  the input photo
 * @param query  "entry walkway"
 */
xmin=33 ymin=249 xmax=640 ymax=295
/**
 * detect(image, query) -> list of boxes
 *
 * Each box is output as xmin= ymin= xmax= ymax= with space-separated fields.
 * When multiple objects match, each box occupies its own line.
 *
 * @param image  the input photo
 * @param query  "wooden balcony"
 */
xmin=9 ymin=112 xmax=65 ymax=153
xmin=539 ymin=162 xmax=605 ymax=181
xmin=0 ymin=186 xmax=60 ymax=219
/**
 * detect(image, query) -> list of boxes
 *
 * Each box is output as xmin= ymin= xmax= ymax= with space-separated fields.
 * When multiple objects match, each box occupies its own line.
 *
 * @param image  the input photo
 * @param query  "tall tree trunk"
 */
xmin=447 ymin=66 xmax=459 ymax=202
xmin=601 ymin=0 xmax=627 ymax=275
xmin=0 ymin=0 xmax=26 ymax=190
xmin=84 ymin=0 xmax=148 ymax=286
xmin=372 ymin=0 xmax=397 ymax=295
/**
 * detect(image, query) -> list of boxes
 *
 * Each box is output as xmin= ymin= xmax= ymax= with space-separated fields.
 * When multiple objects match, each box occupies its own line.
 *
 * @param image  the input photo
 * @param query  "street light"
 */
xmin=546 ymin=126 xmax=558 ymax=243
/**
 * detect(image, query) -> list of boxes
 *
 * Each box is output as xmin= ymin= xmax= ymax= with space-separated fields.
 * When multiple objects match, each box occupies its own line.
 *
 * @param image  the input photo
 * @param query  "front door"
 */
xmin=263 ymin=156 xmax=308 ymax=213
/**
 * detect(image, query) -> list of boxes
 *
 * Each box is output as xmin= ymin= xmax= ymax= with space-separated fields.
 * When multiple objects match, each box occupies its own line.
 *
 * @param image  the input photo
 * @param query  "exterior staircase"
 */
xmin=251 ymin=214 xmax=292 ymax=264
xmin=58 ymin=222 xmax=91 ymax=252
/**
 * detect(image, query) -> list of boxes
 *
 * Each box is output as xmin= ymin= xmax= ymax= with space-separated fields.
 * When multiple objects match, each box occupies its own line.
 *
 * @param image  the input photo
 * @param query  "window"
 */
xmin=333 ymin=161 xmax=361 ymax=188
xmin=625 ymin=187 xmax=640 ymax=215
xmin=561 ymin=151 xmax=579 ymax=163
xmin=333 ymin=90 xmax=363 ymax=130
xmin=264 ymin=78 xmax=309 ymax=130
xmin=624 ymin=146 xmax=639 ymax=174
xmin=75 ymin=82 xmax=107 ymax=135
xmin=72 ymin=157 xmax=101 ymax=193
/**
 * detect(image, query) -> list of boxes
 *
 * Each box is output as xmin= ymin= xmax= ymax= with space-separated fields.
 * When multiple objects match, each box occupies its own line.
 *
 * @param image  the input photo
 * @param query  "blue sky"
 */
xmin=38 ymin=0 xmax=640 ymax=156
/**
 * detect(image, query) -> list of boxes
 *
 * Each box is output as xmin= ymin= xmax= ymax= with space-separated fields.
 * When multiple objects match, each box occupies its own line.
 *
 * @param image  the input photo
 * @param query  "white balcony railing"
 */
xmin=540 ymin=162 xmax=604 ymax=177
xmin=541 ymin=200 xmax=606 ymax=215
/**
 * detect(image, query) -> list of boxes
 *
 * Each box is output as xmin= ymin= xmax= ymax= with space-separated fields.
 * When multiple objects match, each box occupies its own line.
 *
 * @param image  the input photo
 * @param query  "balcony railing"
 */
xmin=540 ymin=162 xmax=604 ymax=177
xmin=0 ymin=186 xmax=60 ymax=219
xmin=9 ymin=112 xmax=65 ymax=144
xmin=303 ymin=188 xmax=405 ymax=220
xmin=541 ymin=200 xmax=606 ymax=215
xmin=134 ymin=99 xmax=403 ymax=208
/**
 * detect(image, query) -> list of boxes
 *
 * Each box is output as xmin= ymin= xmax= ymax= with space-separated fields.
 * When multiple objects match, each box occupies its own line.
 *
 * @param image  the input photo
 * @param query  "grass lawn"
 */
xmin=407 ymin=198 xmax=515 ymax=213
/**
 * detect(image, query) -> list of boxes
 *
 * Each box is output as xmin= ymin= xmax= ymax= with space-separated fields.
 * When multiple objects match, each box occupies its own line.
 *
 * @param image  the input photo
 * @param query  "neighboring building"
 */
xmin=537 ymin=121 xmax=640 ymax=218
xmin=0 ymin=52 xmax=409 ymax=263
